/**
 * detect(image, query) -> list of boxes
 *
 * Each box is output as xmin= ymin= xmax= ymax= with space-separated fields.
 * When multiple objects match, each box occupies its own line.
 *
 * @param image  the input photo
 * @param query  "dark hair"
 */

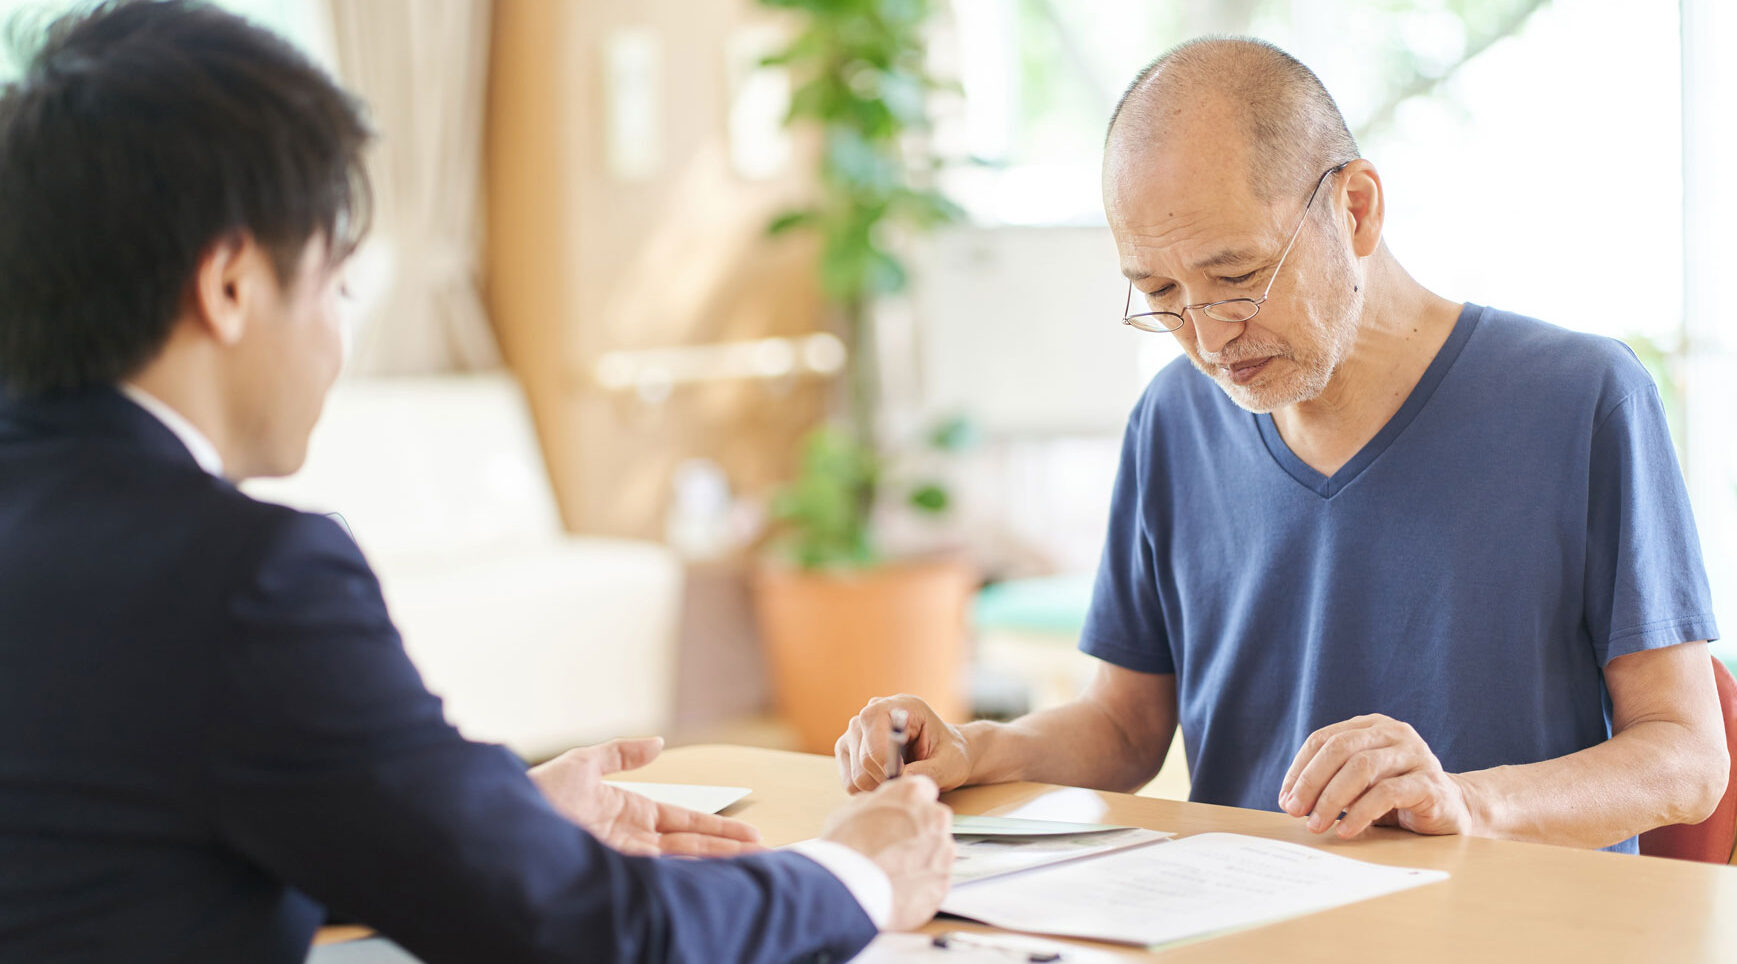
xmin=1106 ymin=37 xmax=1360 ymax=203
xmin=0 ymin=0 xmax=372 ymax=398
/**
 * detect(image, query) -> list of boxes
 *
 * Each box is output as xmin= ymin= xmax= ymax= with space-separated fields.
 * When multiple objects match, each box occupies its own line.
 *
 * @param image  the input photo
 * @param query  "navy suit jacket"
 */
xmin=0 ymin=388 xmax=874 ymax=963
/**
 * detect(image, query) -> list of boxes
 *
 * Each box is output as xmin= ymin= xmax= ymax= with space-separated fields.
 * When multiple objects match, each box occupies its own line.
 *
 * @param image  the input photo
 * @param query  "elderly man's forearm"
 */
xmin=959 ymin=700 xmax=1170 ymax=792
xmin=1457 ymin=720 xmax=1728 ymax=849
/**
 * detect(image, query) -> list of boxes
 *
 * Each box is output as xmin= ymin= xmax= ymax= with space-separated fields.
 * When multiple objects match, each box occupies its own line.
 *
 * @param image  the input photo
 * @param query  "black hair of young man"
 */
xmin=0 ymin=0 xmax=372 ymax=398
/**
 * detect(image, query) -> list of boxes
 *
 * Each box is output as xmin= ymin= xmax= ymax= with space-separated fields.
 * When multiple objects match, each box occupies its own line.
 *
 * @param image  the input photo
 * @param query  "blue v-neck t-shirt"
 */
xmin=1079 ymin=303 xmax=1719 ymax=853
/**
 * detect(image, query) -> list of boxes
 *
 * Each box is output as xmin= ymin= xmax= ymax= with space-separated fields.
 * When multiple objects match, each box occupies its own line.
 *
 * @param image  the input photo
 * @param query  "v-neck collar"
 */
xmin=1254 ymin=302 xmax=1483 ymax=499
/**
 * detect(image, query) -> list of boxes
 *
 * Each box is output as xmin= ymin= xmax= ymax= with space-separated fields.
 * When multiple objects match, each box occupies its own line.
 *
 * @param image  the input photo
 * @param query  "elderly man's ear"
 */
xmin=1339 ymin=159 xmax=1385 ymax=259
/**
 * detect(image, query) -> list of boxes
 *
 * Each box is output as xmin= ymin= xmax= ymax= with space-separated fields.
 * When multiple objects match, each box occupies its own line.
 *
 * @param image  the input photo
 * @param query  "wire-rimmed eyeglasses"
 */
xmin=1121 ymin=161 xmax=1352 ymax=334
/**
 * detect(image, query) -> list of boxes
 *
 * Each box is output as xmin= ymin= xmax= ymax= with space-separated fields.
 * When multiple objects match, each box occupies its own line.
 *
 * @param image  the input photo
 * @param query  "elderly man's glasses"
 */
xmin=1121 ymin=161 xmax=1352 ymax=334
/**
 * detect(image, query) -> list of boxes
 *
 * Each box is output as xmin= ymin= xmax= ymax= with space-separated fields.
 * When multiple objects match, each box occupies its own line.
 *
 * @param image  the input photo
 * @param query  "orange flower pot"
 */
xmin=754 ymin=556 xmax=975 ymax=754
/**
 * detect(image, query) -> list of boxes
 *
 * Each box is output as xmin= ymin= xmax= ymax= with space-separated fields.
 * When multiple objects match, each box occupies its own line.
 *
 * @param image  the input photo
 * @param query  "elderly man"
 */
xmin=838 ymin=37 xmax=1724 ymax=852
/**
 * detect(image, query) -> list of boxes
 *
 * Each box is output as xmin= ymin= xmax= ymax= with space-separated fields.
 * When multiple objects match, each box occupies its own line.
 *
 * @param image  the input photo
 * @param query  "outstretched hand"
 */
xmin=529 ymin=737 xmax=763 ymax=857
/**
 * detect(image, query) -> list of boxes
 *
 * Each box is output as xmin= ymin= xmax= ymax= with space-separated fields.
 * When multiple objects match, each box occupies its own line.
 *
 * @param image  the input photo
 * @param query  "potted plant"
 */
xmin=753 ymin=0 xmax=974 ymax=753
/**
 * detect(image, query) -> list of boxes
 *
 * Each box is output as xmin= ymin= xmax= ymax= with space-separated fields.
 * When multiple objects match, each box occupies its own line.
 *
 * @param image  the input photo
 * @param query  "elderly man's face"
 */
xmin=1104 ymin=144 xmax=1360 ymax=414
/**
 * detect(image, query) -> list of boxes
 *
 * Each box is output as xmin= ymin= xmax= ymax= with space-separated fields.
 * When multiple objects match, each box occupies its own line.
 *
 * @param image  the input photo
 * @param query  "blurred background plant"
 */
xmin=760 ymin=0 xmax=964 ymax=570
xmin=770 ymin=415 xmax=976 ymax=568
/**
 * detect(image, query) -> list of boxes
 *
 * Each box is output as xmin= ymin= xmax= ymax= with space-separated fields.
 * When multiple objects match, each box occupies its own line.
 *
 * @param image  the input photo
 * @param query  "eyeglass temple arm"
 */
xmin=1260 ymin=162 xmax=1350 ymax=302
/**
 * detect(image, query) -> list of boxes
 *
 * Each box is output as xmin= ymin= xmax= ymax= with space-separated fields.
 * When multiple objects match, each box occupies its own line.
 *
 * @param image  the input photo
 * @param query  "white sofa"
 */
xmin=244 ymin=373 xmax=681 ymax=760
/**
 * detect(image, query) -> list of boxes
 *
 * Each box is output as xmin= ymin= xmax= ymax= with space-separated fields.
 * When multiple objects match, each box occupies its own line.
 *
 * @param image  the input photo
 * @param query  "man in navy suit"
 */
xmin=0 ymin=2 xmax=953 ymax=961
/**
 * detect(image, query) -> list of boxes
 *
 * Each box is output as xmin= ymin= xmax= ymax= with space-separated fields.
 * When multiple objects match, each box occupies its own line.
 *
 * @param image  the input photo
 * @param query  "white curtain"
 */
xmin=328 ymin=0 xmax=501 ymax=374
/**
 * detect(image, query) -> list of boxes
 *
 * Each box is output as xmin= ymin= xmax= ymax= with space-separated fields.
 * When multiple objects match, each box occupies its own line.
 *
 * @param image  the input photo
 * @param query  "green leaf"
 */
xmin=864 ymin=247 xmax=908 ymax=295
xmin=877 ymin=68 xmax=927 ymax=125
xmin=892 ymin=188 xmax=963 ymax=228
xmin=908 ymin=483 xmax=949 ymax=513
xmin=767 ymin=209 xmax=821 ymax=236
xmin=819 ymin=233 xmax=872 ymax=301
xmin=927 ymin=414 xmax=978 ymax=452
xmin=787 ymin=77 xmax=841 ymax=123
xmin=824 ymin=124 xmax=898 ymax=191
xmin=770 ymin=425 xmax=886 ymax=570
xmin=758 ymin=27 xmax=824 ymax=67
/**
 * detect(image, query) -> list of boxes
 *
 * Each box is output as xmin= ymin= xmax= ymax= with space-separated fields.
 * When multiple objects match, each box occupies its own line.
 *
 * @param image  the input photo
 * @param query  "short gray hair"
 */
xmin=1106 ymin=37 xmax=1360 ymax=202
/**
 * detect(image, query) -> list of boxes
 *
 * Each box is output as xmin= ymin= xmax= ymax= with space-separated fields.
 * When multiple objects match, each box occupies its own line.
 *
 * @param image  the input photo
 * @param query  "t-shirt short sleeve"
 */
xmin=1079 ymin=401 xmax=1174 ymax=674
xmin=1584 ymin=383 xmax=1720 ymax=665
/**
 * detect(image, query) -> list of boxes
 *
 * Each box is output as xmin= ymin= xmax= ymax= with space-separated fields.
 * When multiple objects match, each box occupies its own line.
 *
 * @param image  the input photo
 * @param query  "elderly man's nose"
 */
xmin=1192 ymin=312 xmax=1243 ymax=355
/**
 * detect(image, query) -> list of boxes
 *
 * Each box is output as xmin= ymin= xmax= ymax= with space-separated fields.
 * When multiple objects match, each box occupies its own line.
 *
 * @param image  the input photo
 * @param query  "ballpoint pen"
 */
xmin=887 ymin=708 xmax=908 ymax=780
xmin=931 ymin=931 xmax=1065 ymax=961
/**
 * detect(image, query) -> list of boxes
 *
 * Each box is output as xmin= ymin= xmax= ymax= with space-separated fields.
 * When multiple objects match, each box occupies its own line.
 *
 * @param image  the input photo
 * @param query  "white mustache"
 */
xmin=1203 ymin=347 xmax=1289 ymax=366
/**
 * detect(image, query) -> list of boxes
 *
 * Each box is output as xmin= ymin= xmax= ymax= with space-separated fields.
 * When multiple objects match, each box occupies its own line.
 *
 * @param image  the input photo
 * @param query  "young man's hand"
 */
xmin=530 ymin=737 xmax=763 ymax=857
xmin=821 ymin=775 xmax=956 ymax=930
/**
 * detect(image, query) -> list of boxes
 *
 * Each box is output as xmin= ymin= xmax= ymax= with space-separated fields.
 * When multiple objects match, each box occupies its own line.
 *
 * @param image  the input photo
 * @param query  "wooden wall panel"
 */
xmin=485 ymin=0 xmax=828 ymax=538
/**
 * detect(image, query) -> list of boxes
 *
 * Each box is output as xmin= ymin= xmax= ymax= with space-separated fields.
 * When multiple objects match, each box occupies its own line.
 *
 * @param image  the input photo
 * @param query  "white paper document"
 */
xmin=603 ymin=782 xmax=750 ymax=814
xmin=952 ymin=827 xmax=1172 ymax=884
xmin=940 ymin=832 xmax=1448 ymax=947
xmin=849 ymin=932 xmax=1128 ymax=963
xmin=951 ymin=814 xmax=1131 ymax=837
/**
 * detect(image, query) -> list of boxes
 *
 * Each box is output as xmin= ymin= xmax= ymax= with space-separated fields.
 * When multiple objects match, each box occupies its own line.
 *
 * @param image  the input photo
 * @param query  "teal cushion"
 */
xmin=973 ymin=573 xmax=1096 ymax=635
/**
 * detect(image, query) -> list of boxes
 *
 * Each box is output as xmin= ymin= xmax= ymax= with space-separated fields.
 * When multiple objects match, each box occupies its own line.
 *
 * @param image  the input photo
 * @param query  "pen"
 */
xmin=887 ymin=708 xmax=908 ymax=780
xmin=931 ymin=931 xmax=1064 ymax=961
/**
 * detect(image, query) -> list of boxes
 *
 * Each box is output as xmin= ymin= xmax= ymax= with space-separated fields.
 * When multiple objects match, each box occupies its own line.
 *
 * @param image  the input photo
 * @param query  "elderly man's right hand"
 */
xmin=821 ymin=775 xmax=956 ymax=930
xmin=836 ymin=695 xmax=972 ymax=794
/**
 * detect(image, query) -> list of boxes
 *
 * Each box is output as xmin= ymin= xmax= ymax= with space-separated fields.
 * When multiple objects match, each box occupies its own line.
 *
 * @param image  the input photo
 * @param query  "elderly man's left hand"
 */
xmin=529 ymin=737 xmax=764 ymax=857
xmin=1278 ymin=714 xmax=1477 ymax=839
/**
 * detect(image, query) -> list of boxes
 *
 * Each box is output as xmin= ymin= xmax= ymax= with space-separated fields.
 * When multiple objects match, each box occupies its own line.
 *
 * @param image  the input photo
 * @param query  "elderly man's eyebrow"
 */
xmin=1189 ymin=248 xmax=1261 ymax=271
xmin=1123 ymin=248 xmax=1264 ymax=282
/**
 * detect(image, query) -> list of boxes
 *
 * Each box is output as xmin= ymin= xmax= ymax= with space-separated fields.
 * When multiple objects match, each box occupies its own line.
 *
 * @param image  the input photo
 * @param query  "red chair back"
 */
xmin=1639 ymin=655 xmax=1737 ymax=864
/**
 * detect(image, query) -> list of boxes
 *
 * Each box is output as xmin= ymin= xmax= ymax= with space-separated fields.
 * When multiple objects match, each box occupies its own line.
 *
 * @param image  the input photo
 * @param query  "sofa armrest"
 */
xmin=374 ymin=536 xmax=682 ymax=760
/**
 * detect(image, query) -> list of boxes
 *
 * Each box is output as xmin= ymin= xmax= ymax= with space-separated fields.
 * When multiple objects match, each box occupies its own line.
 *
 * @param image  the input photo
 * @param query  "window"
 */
xmin=0 ymin=0 xmax=330 ymax=80
xmin=943 ymin=0 xmax=1680 ymax=348
xmin=1679 ymin=0 xmax=1736 ymax=662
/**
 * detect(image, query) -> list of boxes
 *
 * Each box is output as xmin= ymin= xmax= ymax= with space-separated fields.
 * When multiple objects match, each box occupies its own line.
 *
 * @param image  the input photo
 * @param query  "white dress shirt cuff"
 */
xmin=785 ymin=838 xmax=893 ymax=929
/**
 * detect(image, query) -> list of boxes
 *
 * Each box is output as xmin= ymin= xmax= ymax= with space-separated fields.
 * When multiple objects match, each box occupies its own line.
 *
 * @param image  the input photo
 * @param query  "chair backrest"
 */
xmin=1638 ymin=655 xmax=1737 ymax=863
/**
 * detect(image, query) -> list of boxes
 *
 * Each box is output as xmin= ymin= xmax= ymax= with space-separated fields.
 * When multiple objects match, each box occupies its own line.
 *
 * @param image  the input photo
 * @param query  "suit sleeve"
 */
xmin=208 ymin=511 xmax=875 ymax=964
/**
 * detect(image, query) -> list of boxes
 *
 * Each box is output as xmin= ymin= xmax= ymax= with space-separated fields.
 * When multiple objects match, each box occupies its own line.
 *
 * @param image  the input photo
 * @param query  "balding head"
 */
xmin=1106 ymin=38 xmax=1359 ymax=203
xmin=1100 ymin=39 xmax=1386 ymax=416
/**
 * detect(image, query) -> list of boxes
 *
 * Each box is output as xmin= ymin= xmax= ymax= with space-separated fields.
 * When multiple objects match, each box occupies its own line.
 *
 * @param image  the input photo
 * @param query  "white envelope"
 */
xmin=605 ymin=781 xmax=751 ymax=814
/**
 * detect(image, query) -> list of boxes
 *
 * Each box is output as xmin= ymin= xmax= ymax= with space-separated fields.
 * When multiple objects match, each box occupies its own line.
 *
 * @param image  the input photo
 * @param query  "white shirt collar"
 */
xmin=118 ymin=383 xmax=225 ymax=477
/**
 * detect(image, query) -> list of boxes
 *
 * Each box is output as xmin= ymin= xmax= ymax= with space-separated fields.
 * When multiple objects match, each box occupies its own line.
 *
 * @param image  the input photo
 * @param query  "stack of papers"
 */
xmin=950 ymin=815 xmax=1172 ymax=884
xmin=602 ymin=790 xmax=1447 ymax=951
xmin=940 ymin=831 xmax=1448 ymax=947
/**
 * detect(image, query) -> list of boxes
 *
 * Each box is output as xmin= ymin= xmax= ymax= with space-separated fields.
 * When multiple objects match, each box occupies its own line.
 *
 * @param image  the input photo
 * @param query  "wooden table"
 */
xmin=627 ymin=744 xmax=1737 ymax=962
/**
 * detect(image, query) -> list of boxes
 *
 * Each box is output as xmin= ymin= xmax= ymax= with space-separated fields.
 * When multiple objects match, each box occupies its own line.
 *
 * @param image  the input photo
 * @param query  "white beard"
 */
xmin=1199 ymin=247 xmax=1363 ymax=414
